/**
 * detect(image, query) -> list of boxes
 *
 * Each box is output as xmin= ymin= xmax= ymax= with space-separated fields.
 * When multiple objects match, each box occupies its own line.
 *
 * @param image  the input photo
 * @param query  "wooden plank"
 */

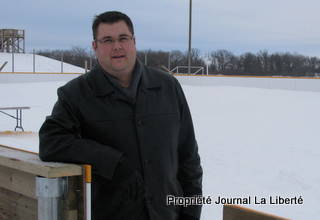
xmin=0 ymin=167 xmax=85 ymax=220
xmin=0 ymin=187 xmax=37 ymax=220
xmin=0 ymin=166 xmax=36 ymax=199
xmin=223 ymin=205 xmax=290 ymax=220
xmin=0 ymin=145 xmax=82 ymax=178
xmin=0 ymin=145 xmax=85 ymax=219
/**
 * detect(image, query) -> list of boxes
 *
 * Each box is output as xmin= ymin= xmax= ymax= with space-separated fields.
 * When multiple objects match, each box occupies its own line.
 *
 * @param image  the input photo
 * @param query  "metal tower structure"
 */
xmin=0 ymin=29 xmax=25 ymax=53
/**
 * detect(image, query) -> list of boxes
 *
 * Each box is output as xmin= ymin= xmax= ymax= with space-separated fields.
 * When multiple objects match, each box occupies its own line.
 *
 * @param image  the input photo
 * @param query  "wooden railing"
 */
xmin=0 ymin=145 xmax=84 ymax=220
xmin=223 ymin=205 xmax=290 ymax=220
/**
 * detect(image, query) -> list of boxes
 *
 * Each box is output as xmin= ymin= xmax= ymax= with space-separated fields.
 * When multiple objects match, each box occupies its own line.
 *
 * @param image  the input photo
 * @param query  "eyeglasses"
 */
xmin=95 ymin=35 xmax=134 ymax=46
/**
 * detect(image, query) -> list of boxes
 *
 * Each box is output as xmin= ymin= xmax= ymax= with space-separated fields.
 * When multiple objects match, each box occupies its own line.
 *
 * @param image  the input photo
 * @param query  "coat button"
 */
xmin=137 ymin=120 xmax=143 ymax=126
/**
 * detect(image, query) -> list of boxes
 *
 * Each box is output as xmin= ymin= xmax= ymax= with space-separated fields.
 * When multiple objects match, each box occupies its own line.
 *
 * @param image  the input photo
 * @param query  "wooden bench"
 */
xmin=0 ymin=106 xmax=30 ymax=131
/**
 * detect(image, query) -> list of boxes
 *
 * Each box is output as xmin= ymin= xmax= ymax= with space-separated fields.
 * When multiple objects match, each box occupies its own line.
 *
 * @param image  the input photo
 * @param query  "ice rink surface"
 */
xmin=1 ymin=74 xmax=319 ymax=219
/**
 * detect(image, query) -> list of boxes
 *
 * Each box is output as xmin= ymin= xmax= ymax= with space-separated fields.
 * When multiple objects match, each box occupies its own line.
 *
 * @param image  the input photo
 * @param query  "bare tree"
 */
xmin=208 ymin=50 xmax=238 ymax=74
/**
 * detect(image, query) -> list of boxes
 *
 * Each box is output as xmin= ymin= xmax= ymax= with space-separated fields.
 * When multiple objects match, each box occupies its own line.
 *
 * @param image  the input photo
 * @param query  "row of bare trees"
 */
xmin=38 ymin=47 xmax=96 ymax=70
xmin=38 ymin=47 xmax=320 ymax=76
xmin=208 ymin=50 xmax=320 ymax=76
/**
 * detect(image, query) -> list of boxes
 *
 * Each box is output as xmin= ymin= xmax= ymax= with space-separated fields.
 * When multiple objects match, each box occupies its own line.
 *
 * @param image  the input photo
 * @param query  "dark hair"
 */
xmin=92 ymin=11 xmax=134 ymax=40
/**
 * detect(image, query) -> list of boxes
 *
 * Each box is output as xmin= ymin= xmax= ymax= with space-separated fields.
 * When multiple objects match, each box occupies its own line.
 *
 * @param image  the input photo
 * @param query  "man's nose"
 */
xmin=112 ymin=40 xmax=122 ymax=50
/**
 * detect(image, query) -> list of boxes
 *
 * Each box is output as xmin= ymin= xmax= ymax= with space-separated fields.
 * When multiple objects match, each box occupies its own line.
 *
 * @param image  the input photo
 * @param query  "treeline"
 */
xmin=38 ymin=47 xmax=96 ymax=70
xmin=38 ymin=47 xmax=320 ymax=76
xmin=208 ymin=50 xmax=320 ymax=77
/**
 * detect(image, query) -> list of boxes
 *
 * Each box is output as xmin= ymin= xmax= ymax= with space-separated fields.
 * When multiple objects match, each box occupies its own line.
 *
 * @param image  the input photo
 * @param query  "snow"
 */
xmin=176 ymin=74 xmax=320 ymax=92
xmin=0 ymin=81 xmax=66 ymax=151
xmin=184 ymin=85 xmax=320 ymax=220
xmin=0 ymin=72 xmax=80 ymax=83
xmin=0 ymin=52 xmax=85 ymax=73
xmin=1 ymin=74 xmax=320 ymax=219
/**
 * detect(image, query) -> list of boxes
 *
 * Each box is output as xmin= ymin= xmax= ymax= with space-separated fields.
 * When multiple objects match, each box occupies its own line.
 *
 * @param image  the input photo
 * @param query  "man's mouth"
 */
xmin=112 ymin=55 xmax=126 ymax=59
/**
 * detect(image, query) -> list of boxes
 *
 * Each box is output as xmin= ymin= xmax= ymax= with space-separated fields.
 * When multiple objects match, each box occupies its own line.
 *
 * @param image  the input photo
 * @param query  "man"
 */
xmin=39 ymin=11 xmax=202 ymax=220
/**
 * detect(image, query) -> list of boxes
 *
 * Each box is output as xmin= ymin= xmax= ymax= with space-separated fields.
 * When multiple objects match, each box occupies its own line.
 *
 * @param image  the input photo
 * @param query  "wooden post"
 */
xmin=0 ymin=145 xmax=84 ymax=220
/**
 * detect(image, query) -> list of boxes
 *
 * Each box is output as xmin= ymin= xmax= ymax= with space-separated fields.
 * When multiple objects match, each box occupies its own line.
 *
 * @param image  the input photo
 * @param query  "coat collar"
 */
xmin=87 ymin=59 xmax=161 ymax=97
xmin=140 ymin=62 xmax=162 ymax=91
xmin=87 ymin=64 xmax=114 ymax=97
xmin=135 ymin=59 xmax=162 ymax=93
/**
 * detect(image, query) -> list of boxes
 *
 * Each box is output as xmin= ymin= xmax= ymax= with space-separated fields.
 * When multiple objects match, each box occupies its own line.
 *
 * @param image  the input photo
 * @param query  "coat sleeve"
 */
xmin=39 ymin=87 xmax=123 ymax=180
xmin=174 ymin=78 xmax=203 ymax=219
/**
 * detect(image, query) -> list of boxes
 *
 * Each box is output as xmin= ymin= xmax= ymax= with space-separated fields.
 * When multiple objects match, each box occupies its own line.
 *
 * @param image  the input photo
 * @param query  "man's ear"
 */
xmin=92 ymin=40 xmax=97 ymax=51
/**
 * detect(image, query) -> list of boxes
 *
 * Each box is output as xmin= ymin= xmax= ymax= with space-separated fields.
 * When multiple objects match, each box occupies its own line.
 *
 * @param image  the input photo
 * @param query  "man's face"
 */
xmin=92 ymin=21 xmax=136 ymax=77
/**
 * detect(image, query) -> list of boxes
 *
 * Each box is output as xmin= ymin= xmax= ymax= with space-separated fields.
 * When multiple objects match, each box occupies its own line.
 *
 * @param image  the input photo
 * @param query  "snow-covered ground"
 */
xmin=0 ymin=52 xmax=85 ymax=73
xmin=186 ymin=85 xmax=320 ymax=220
xmin=176 ymin=74 xmax=320 ymax=92
xmin=0 ymin=75 xmax=319 ymax=219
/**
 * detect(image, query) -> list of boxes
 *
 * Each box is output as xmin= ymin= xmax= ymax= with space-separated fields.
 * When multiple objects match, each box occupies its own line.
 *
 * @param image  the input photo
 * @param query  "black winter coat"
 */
xmin=39 ymin=61 xmax=203 ymax=220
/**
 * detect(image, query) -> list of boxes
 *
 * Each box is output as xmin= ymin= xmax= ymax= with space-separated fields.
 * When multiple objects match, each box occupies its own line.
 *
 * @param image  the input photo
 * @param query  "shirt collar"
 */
xmin=87 ymin=59 xmax=162 ymax=97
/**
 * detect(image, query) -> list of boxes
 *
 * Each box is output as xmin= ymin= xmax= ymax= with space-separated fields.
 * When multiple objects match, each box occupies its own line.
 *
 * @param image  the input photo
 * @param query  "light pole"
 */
xmin=188 ymin=0 xmax=192 ymax=74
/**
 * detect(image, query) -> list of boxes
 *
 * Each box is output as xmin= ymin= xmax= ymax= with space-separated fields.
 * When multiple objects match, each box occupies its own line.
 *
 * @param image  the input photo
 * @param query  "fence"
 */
xmin=0 ymin=51 xmax=90 ymax=73
xmin=0 ymin=144 xmax=85 ymax=220
xmin=171 ymin=66 xmax=206 ymax=75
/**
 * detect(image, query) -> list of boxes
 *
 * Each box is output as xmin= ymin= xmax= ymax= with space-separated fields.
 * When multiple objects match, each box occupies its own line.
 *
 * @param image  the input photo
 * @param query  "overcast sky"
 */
xmin=2 ymin=0 xmax=320 ymax=57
